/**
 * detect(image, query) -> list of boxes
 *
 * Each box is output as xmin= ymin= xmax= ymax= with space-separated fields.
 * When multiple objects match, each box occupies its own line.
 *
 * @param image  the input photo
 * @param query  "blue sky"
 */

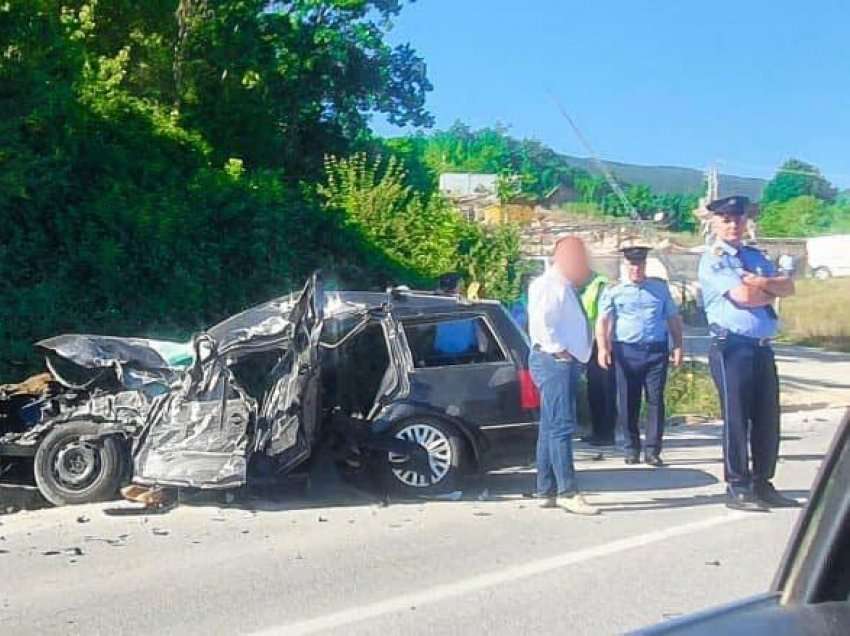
xmin=373 ymin=0 xmax=850 ymax=187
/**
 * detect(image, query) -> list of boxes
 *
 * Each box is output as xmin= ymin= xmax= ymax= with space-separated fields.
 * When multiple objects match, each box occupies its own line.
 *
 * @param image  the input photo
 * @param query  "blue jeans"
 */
xmin=529 ymin=350 xmax=578 ymax=497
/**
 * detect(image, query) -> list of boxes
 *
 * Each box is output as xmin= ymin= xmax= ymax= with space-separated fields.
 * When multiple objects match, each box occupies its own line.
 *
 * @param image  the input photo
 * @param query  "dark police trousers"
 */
xmin=587 ymin=341 xmax=616 ymax=442
xmin=613 ymin=341 xmax=669 ymax=456
xmin=708 ymin=338 xmax=780 ymax=489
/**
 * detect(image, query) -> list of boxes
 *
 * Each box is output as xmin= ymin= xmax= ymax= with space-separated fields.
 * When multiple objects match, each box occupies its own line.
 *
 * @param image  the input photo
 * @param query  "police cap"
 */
xmin=620 ymin=246 xmax=651 ymax=263
xmin=707 ymin=196 xmax=750 ymax=216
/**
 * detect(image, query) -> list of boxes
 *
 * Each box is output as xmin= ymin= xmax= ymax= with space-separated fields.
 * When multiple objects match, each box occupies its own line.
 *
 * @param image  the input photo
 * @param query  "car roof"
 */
xmin=208 ymin=289 xmax=502 ymax=341
xmin=330 ymin=290 xmax=501 ymax=318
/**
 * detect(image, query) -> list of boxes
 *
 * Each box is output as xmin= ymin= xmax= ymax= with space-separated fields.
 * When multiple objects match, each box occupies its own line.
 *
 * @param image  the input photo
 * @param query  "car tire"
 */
xmin=813 ymin=267 xmax=832 ymax=280
xmin=380 ymin=418 xmax=465 ymax=496
xmin=34 ymin=421 xmax=127 ymax=507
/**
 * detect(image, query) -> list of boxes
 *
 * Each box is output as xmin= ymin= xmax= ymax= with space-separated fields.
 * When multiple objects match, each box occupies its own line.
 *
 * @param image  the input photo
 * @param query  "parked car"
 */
xmin=0 ymin=273 xmax=538 ymax=506
xmin=806 ymin=234 xmax=850 ymax=279
xmin=634 ymin=409 xmax=850 ymax=635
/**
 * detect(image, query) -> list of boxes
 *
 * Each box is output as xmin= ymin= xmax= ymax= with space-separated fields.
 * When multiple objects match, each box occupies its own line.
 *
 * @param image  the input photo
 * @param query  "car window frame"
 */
xmin=773 ymin=408 xmax=850 ymax=605
xmin=399 ymin=311 xmax=512 ymax=371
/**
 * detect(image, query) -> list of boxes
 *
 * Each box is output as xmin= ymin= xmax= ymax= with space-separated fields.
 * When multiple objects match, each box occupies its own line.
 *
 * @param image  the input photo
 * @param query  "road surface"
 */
xmin=684 ymin=335 xmax=850 ymax=410
xmin=1 ymin=407 xmax=844 ymax=635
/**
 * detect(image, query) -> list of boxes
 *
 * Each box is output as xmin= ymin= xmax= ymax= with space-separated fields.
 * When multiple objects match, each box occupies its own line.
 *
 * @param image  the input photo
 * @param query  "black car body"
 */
xmin=0 ymin=273 xmax=538 ymax=505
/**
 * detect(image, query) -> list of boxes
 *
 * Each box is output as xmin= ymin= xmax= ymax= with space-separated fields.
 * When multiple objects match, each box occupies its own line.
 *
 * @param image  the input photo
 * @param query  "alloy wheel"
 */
xmin=388 ymin=422 xmax=453 ymax=487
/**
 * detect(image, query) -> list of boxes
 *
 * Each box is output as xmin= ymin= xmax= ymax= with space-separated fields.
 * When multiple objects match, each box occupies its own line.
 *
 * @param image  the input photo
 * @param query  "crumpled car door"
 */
xmin=254 ymin=276 xmax=325 ymax=473
xmin=132 ymin=349 xmax=254 ymax=488
xmin=133 ymin=274 xmax=324 ymax=488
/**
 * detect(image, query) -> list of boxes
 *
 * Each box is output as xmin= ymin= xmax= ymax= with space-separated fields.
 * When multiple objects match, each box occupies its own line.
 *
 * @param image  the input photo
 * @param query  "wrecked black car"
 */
xmin=0 ymin=273 xmax=539 ymax=506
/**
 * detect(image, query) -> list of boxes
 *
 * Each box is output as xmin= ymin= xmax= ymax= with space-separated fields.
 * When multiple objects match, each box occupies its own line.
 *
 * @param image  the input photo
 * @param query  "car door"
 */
xmin=254 ymin=276 xmax=326 ymax=474
xmin=133 ymin=274 xmax=324 ymax=488
xmin=634 ymin=410 xmax=850 ymax=635
xmin=399 ymin=312 xmax=532 ymax=467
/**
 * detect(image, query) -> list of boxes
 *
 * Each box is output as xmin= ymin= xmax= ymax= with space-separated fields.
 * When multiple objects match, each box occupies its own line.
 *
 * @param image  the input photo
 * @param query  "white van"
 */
xmin=806 ymin=234 xmax=850 ymax=279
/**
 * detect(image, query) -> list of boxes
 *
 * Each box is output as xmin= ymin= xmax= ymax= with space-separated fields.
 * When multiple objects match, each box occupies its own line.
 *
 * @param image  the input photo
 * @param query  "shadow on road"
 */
xmin=597 ymin=489 xmax=810 ymax=514
xmin=0 ymin=425 xmax=823 ymax=518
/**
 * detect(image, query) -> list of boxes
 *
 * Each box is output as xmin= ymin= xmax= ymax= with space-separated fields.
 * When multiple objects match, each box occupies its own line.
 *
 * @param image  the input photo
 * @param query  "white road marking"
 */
xmin=251 ymin=512 xmax=751 ymax=635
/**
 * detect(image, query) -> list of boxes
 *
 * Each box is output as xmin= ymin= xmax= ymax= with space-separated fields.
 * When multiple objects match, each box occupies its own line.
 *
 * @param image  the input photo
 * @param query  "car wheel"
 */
xmin=382 ymin=418 xmax=465 ymax=496
xmin=34 ymin=421 xmax=127 ymax=506
xmin=813 ymin=267 xmax=832 ymax=280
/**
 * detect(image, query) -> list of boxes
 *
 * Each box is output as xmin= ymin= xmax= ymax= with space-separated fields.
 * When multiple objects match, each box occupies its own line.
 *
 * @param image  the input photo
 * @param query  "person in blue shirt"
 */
xmin=698 ymin=196 xmax=799 ymax=512
xmin=433 ymin=273 xmax=477 ymax=359
xmin=507 ymin=272 xmax=535 ymax=333
xmin=596 ymin=246 xmax=684 ymax=467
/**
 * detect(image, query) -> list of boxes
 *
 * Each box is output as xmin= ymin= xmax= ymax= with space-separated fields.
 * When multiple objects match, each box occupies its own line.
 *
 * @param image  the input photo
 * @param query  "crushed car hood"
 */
xmin=37 ymin=335 xmax=194 ymax=372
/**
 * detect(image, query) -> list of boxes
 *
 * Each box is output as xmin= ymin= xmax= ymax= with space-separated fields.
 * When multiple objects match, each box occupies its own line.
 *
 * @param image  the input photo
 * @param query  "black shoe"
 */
xmin=726 ymin=488 xmax=770 ymax=512
xmin=644 ymin=454 xmax=664 ymax=467
xmin=539 ymin=495 xmax=558 ymax=509
xmin=754 ymin=482 xmax=801 ymax=508
xmin=624 ymin=453 xmax=640 ymax=465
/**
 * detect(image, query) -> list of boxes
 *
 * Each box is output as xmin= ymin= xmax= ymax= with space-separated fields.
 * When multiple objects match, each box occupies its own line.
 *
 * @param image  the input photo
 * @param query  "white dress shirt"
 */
xmin=528 ymin=269 xmax=592 ymax=363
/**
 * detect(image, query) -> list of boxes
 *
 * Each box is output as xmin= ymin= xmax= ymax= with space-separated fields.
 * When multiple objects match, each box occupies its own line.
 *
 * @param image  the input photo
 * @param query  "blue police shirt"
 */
xmin=599 ymin=278 xmax=679 ymax=344
xmin=698 ymin=241 xmax=778 ymax=339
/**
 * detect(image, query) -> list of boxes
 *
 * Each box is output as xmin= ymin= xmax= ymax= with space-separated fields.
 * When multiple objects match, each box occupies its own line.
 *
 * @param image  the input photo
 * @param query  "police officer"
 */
xmin=596 ymin=246 xmax=684 ymax=466
xmin=699 ymin=196 xmax=799 ymax=511
xmin=577 ymin=267 xmax=616 ymax=446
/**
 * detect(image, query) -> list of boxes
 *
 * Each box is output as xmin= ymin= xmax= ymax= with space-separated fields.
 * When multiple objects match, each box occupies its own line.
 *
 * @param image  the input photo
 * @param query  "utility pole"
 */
xmin=694 ymin=165 xmax=719 ymax=241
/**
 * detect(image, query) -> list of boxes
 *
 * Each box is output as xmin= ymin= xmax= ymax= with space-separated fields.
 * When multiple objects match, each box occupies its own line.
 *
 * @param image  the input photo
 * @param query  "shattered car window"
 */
xmin=404 ymin=317 xmax=506 ymax=368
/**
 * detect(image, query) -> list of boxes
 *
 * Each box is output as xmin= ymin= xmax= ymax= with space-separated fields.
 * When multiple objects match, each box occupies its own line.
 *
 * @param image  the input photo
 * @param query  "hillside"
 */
xmin=560 ymin=156 xmax=766 ymax=200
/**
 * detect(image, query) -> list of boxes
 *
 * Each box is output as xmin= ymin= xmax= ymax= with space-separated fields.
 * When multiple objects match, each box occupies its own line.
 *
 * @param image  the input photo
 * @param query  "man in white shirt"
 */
xmin=527 ymin=236 xmax=598 ymax=515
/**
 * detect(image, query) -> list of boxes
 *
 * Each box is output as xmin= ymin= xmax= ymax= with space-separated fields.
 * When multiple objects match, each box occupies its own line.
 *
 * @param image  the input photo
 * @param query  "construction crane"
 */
xmin=551 ymin=95 xmax=640 ymax=224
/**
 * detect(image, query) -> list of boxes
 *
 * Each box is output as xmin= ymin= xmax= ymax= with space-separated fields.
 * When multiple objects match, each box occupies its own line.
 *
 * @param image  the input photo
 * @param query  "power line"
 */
xmin=548 ymin=93 xmax=639 ymax=221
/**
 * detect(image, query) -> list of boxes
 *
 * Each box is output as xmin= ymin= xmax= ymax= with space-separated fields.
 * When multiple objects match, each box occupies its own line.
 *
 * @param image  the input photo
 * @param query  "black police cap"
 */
xmin=620 ymin=246 xmax=650 ymax=262
xmin=707 ymin=196 xmax=750 ymax=216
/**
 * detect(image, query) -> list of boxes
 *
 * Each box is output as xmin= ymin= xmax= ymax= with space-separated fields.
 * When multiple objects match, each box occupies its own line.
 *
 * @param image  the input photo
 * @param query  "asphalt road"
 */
xmin=1 ymin=407 xmax=844 ymax=636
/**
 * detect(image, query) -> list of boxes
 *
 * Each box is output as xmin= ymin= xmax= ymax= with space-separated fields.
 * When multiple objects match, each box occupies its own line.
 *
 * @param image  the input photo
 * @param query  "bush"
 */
xmin=318 ymin=154 xmax=523 ymax=301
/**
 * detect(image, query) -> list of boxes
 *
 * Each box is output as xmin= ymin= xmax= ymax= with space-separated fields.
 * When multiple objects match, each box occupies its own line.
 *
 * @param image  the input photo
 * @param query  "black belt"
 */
xmin=613 ymin=341 xmax=668 ymax=353
xmin=710 ymin=327 xmax=772 ymax=348
xmin=532 ymin=345 xmax=573 ymax=360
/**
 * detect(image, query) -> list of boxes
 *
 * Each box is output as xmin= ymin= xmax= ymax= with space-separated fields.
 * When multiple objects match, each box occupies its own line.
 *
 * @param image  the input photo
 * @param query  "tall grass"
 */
xmin=779 ymin=278 xmax=850 ymax=352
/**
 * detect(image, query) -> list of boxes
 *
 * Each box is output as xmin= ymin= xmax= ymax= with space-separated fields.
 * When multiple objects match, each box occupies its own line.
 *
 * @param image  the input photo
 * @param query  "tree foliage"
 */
xmin=759 ymin=160 xmax=848 ymax=237
xmin=762 ymin=159 xmax=838 ymax=205
xmin=760 ymin=195 xmax=850 ymax=238
xmin=318 ymin=154 xmax=523 ymax=299
xmin=385 ymin=123 xmax=700 ymax=231
xmin=0 ymin=0 xmax=439 ymax=380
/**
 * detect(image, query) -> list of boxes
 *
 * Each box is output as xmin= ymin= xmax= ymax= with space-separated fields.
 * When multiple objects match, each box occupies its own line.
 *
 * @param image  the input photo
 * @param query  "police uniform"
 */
xmin=698 ymin=195 xmax=798 ymax=511
xmin=599 ymin=247 xmax=679 ymax=464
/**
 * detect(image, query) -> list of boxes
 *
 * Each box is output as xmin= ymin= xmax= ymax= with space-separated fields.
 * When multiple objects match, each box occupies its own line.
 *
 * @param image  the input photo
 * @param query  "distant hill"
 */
xmin=560 ymin=156 xmax=766 ymax=201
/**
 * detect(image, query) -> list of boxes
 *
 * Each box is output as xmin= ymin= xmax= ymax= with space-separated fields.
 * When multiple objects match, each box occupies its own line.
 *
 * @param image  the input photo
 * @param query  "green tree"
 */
xmin=318 ymin=154 xmax=523 ymax=300
xmin=762 ymin=159 xmax=838 ymax=205
xmin=0 ymin=0 xmax=436 ymax=380
xmin=759 ymin=195 xmax=833 ymax=237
